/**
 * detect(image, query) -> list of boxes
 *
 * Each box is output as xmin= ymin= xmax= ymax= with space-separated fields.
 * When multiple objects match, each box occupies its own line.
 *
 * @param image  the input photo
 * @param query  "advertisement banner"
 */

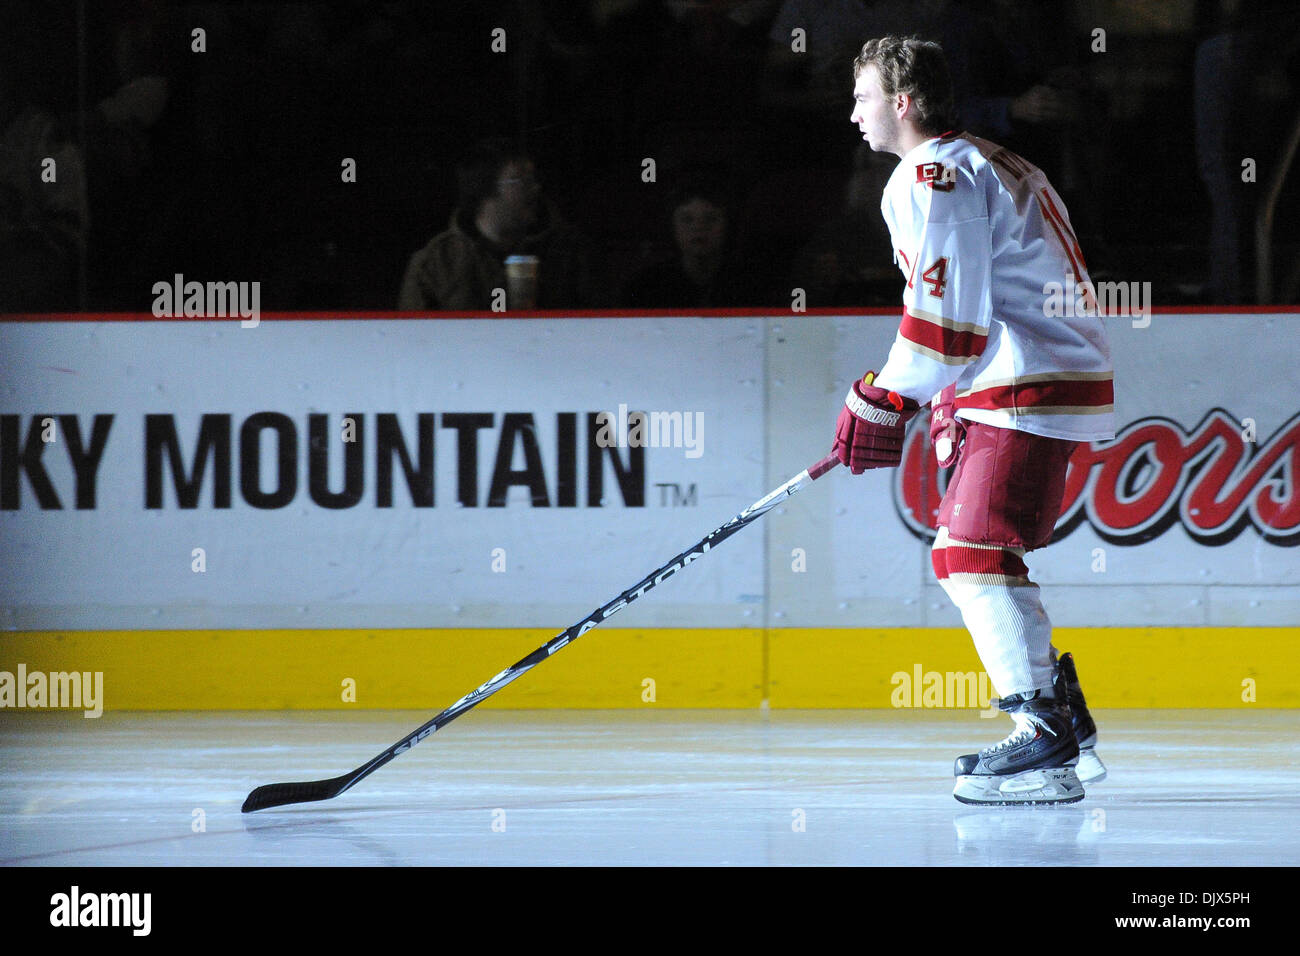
xmin=2 ymin=313 xmax=1297 ymax=633
xmin=1 ymin=318 xmax=765 ymax=630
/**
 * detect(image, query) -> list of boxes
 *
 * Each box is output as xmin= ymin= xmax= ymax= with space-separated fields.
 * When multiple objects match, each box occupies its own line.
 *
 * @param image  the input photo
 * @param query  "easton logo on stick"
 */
xmin=548 ymin=541 xmax=718 ymax=657
xmin=893 ymin=409 xmax=1300 ymax=546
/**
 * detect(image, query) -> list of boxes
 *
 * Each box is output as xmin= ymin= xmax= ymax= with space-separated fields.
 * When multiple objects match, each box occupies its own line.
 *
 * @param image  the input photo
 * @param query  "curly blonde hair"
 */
xmin=853 ymin=36 xmax=956 ymax=136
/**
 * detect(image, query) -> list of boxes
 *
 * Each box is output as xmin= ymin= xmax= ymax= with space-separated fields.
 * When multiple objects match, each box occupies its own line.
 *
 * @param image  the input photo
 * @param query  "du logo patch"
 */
xmin=916 ymin=162 xmax=956 ymax=191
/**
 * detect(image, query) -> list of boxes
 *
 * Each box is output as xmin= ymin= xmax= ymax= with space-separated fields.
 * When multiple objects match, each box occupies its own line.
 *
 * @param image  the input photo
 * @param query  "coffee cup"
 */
xmin=504 ymin=255 xmax=539 ymax=310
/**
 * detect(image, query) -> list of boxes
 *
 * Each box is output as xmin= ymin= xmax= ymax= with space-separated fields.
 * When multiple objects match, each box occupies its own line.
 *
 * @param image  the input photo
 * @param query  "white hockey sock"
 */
xmin=939 ymin=575 xmax=1055 ymax=698
xmin=932 ymin=526 xmax=1058 ymax=699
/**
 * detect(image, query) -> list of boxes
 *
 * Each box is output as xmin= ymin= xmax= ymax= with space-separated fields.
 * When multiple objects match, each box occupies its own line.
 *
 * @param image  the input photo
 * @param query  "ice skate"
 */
xmin=953 ymin=690 xmax=1084 ymax=805
xmin=1055 ymin=651 xmax=1107 ymax=784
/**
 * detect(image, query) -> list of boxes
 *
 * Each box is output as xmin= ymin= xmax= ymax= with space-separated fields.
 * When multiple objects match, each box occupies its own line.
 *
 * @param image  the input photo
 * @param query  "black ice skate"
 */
xmin=952 ymin=690 xmax=1083 ymax=805
xmin=1054 ymin=651 xmax=1107 ymax=784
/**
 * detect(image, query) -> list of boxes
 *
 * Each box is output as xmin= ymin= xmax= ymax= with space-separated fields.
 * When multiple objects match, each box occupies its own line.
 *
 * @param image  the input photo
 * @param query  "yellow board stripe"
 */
xmin=0 ymin=627 xmax=1294 ymax=710
xmin=768 ymin=628 xmax=1295 ymax=709
xmin=0 ymin=629 xmax=764 ymax=711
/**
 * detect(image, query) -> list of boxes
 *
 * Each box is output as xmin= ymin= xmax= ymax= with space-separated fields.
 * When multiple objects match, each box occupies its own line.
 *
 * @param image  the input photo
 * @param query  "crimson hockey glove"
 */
xmin=929 ymin=383 xmax=965 ymax=468
xmin=832 ymin=371 xmax=919 ymax=474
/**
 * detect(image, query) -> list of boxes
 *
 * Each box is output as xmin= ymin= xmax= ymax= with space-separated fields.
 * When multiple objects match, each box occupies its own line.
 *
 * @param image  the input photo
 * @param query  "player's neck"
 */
xmin=893 ymin=123 xmax=933 ymax=158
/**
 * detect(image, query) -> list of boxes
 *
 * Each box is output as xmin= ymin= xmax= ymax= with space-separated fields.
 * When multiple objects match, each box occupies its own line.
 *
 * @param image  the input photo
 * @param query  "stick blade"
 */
xmin=242 ymin=775 xmax=351 ymax=813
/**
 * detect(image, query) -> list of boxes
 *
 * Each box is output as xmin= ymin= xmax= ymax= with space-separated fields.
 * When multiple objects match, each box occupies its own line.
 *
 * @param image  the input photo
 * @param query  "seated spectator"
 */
xmin=0 ymin=63 xmax=86 ymax=312
xmin=399 ymin=138 xmax=604 ymax=310
xmin=620 ymin=169 xmax=753 ymax=308
xmin=788 ymin=143 xmax=898 ymax=307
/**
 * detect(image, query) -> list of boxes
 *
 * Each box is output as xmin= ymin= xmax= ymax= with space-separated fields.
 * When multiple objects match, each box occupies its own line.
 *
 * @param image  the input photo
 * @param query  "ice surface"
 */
xmin=1 ymin=710 xmax=1296 ymax=866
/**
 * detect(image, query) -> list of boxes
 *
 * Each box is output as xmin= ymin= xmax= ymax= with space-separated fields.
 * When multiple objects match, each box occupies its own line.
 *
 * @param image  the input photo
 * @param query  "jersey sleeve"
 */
xmin=873 ymin=160 xmax=992 ymax=405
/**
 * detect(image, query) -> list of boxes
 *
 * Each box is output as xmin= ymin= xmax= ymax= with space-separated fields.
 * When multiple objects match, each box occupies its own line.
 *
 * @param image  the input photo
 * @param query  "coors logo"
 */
xmin=893 ymin=409 xmax=1300 ymax=547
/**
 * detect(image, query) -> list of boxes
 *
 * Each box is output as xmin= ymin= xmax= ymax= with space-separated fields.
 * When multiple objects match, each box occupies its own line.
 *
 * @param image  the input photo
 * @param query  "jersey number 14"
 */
xmin=908 ymin=255 xmax=950 ymax=298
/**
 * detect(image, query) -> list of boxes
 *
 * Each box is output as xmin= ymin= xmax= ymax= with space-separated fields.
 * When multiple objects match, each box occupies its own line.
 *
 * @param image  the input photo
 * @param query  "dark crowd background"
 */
xmin=2 ymin=0 xmax=1298 ymax=314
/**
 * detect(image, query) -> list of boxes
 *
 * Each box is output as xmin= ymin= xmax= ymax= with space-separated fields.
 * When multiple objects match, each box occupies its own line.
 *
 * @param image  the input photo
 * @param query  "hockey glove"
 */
xmin=930 ymin=383 xmax=965 ymax=468
xmin=832 ymin=371 xmax=919 ymax=474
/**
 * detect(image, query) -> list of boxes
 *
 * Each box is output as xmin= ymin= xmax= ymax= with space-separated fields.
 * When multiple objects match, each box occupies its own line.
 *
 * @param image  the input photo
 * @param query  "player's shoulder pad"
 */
xmin=899 ymin=137 xmax=985 ymax=222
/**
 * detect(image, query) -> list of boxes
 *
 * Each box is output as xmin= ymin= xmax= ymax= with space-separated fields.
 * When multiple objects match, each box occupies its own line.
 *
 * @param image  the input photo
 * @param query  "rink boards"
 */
xmin=2 ymin=311 xmax=1297 ymax=708
xmin=1 ymin=625 xmax=1293 ymax=709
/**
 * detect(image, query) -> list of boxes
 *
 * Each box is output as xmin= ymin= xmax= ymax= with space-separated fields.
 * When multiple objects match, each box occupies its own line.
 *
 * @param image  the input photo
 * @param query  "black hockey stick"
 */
xmin=242 ymin=452 xmax=841 ymax=812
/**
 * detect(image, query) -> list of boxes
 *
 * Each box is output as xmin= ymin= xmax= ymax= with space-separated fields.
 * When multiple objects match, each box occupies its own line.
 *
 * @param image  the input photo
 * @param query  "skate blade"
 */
xmin=1076 ymin=747 xmax=1107 ymax=784
xmin=953 ymin=766 xmax=1084 ymax=805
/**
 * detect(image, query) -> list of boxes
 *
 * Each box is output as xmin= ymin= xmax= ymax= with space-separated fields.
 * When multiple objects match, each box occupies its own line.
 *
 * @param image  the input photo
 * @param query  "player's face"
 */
xmin=851 ymin=64 xmax=900 ymax=155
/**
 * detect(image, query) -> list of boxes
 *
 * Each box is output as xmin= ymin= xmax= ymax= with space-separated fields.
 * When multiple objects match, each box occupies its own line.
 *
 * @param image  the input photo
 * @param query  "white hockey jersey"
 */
xmin=871 ymin=133 xmax=1115 ymax=442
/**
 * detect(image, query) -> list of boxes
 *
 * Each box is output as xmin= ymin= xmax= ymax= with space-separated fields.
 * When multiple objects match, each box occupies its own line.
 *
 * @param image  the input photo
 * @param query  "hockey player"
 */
xmin=832 ymin=35 xmax=1111 ymax=804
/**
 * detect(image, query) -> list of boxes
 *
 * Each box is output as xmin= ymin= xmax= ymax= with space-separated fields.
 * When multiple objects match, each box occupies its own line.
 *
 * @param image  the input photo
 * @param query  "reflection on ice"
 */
xmin=1 ymin=709 xmax=1296 ymax=866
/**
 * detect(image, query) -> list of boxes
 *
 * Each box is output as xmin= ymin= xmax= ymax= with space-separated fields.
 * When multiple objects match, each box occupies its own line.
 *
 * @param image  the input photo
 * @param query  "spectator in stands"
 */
xmin=399 ymin=138 xmax=605 ymax=310
xmin=1194 ymin=0 xmax=1300 ymax=303
xmin=620 ymin=168 xmax=753 ymax=308
xmin=760 ymin=0 xmax=944 ymax=158
xmin=0 ymin=43 xmax=86 ymax=311
xmin=788 ymin=143 xmax=898 ymax=306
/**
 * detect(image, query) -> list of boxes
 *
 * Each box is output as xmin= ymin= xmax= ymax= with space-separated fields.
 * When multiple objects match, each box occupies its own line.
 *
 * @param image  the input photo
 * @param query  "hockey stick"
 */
xmin=242 ymin=452 xmax=841 ymax=812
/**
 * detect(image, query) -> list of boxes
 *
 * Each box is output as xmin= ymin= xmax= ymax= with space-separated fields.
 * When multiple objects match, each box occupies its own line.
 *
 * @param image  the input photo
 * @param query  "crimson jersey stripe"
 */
xmin=899 ymin=308 xmax=987 ymax=359
xmin=957 ymin=377 xmax=1113 ymax=411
